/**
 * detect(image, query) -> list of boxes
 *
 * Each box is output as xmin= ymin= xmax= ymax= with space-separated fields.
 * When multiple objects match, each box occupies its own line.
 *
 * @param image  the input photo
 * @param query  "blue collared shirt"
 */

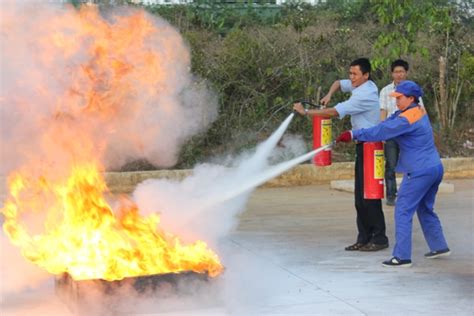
xmin=334 ymin=79 xmax=380 ymax=130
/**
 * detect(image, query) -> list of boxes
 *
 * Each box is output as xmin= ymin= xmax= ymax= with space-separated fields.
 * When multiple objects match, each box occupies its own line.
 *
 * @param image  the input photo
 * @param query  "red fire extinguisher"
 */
xmin=363 ymin=142 xmax=384 ymax=199
xmin=312 ymin=115 xmax=332 ymax=166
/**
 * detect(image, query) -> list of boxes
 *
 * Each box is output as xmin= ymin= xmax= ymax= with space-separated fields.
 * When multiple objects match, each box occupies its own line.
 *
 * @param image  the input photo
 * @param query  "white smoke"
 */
xmin=0 ymin=2 xmax=218 ymax=174
xmin=0 ymin=234 xmax=51 ymax=300
xmin=0 ymin=2 xmax=319 ymax=315
xmin=133 ymin=114 xmax=296 ymax=243
xmin=0 ymin=0 xmax=219 ymax=307
xmin=268 ymin=133 xmax=308 ymax=165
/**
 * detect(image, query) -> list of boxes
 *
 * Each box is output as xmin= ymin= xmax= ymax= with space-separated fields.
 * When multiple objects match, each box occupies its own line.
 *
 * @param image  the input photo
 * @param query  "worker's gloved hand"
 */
xmin=336 ymin=130 xmax=353 ymax=143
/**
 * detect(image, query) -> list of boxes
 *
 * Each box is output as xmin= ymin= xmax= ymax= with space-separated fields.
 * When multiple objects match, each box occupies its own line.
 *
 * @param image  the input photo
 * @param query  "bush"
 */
xmin=144 ymin=2 xmax=473 ymax=168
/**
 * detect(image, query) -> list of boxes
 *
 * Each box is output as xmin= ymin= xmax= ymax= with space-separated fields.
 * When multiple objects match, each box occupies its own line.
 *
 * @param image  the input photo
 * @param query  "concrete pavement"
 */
xmin=1 ymin=179 xmax=472 ymax=315
xmin=226 ymin=179 xmax=473 ymax=315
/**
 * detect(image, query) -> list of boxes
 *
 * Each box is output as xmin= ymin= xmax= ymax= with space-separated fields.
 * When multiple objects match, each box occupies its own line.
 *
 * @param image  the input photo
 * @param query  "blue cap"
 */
xmin=390 ymin=80 xmax=424 ymax=98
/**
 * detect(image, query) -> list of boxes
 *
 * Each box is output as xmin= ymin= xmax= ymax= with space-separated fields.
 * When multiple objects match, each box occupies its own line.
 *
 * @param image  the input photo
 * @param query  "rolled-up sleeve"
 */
xmin=335 ymin=93 xmax=374 ymax=120
xmin=335 ymin=80 xmax=352 ymax=119
xmin=340 ymin=79 xmax=353 ymax=93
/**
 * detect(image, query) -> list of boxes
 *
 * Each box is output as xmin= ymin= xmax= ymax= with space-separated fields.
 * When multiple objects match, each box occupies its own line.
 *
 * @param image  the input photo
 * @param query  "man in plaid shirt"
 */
xmin=380 ymin=60 xmax=423 ymax=206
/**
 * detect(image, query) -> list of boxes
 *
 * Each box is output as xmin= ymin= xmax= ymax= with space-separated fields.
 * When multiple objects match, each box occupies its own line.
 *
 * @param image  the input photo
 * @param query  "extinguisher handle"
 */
xmin=293 ymin=99 xmax=321 ymax=108
xmin=292 ymin=99 xmax=323 ymax=115
xmin=298 ymin=100 xmax=322 ymax=109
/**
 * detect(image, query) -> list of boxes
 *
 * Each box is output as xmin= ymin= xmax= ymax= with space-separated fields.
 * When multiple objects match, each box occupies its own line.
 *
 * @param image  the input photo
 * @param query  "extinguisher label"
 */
xmin=374 ymin=150 xmax=385 ymax=179
xmin=321 ymin=119 xmax=332 ymax=145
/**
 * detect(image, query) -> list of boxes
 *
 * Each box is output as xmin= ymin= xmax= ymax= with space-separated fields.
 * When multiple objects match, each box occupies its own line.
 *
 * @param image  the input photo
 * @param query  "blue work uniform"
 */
xmin=352 ymin=103 xmax=449 ymax=260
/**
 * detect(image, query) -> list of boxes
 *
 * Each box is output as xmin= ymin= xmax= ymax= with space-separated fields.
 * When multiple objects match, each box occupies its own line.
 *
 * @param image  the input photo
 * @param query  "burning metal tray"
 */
xmin=55 ymin=271 xmax=211 ymax=315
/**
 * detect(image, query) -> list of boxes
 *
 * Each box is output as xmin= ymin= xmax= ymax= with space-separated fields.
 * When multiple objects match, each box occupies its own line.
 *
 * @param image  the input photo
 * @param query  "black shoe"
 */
xmin=386 ymin=198 xmax=396 ymax=206
xmin=425 ymin=248 xmax=451 ymax=259
xmin=382 ymin=257 xmax=412 ymax=267
xmin=345 ymin=242 xmax=366 ymax=251
xmin=359 ymin=242 xmax=389 ymax=251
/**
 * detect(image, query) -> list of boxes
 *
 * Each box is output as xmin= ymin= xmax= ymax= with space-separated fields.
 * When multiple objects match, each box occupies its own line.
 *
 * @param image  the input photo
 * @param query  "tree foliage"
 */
xmin=136 ymin=1 xmax=473 ymax=168
xmin=370 ymin=0 xmax=453 ymax=69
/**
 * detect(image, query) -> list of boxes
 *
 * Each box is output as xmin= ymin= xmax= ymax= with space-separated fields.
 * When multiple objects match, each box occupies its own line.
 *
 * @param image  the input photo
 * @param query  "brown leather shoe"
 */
xmin=345 ymin=242 xmax=367 ymax=251
xmin=359 ymin=243 xmax=389 ymax=251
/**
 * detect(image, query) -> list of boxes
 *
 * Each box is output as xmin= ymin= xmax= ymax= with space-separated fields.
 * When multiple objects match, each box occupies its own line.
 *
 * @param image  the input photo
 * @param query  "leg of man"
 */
xmin=416 ymin=164 xmax=449 ymax=252
xmin=366 ymin=198 xmax=388 ymax=245
xmin=355 ymin=143 xmax=388 ymax=247
xmin=392 ymin=168 xmax=438 ymax=260
xmin=354 ymin=143 xmax=370 ymax=244
xmin=384 ymin=139 xmax=399 ymax=204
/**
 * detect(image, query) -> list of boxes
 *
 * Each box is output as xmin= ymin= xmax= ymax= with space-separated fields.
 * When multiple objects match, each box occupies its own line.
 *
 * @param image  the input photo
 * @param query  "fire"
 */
xmin=2 ymin=162 xmax=223 ymax=281
xmin=0 ymin=4 xmax=223 ymax=281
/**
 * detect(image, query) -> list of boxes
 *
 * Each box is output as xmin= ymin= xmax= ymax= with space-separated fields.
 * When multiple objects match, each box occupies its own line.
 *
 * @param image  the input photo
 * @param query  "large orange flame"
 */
xmin=2 ymin=161 xmax=223 ymax=281
xmin=0 ymin=4 xmax=223 ymax=281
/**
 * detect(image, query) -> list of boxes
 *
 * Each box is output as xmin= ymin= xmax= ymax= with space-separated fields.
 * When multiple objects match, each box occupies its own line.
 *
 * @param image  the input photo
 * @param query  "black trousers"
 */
xmin=354 ymin=143 xmax=389 ymax=245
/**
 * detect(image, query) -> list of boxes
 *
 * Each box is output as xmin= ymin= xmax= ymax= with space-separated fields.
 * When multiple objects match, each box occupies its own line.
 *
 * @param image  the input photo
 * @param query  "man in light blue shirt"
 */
xmin=333 ymin=78 xmax=380 ymax=130
xmin=293 ymin=58 xmax=389 ymax=252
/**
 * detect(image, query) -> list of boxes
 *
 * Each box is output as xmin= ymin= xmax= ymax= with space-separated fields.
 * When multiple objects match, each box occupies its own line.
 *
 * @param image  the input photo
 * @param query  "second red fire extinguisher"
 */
xmin=363 ymin=142 xmax=385 ymax=199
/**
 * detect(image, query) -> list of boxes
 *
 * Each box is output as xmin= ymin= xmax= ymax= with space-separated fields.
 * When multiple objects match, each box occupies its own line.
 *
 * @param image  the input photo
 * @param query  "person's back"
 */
xmin=390 ymin=106 xmax=441 ymax=173
xmin=379 ymin=59 xmax=424 ymax=206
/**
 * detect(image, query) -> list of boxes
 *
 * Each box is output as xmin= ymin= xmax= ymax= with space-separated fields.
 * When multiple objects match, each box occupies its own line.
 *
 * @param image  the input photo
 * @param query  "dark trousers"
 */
xmin=384 ymin=139 xmax=400 ymax=199
xmin=354 ymin=143 xmax=389 ymax=245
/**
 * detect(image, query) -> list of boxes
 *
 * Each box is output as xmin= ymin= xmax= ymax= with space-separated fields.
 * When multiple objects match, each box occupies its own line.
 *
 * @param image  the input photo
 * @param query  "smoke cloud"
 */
xmin=0 ymin=234 xmax=51 ymax=299
xmin=0 ymin=0 xmax=219 ymax=304
xmin=0 ymin=2 xmax=218 ymax=174
xmin=133 ymin=114 xmax=297 ymax=244
xmin=0 ymin=2 xmax=313 ymax=315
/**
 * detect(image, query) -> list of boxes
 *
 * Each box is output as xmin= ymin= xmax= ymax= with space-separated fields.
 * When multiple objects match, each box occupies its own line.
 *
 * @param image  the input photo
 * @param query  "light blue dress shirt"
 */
xmin=334 ymin=79 xmax=380 ymax=130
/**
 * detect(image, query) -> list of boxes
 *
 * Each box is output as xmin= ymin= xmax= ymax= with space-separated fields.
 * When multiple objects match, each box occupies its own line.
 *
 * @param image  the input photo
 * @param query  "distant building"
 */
xmin=134 ymin=0 xmax=326 ymax=5
xmin=50 ymin=0 xmax=327 ymax=5
xmin=134 ymin=0 xmax=192 ymax=4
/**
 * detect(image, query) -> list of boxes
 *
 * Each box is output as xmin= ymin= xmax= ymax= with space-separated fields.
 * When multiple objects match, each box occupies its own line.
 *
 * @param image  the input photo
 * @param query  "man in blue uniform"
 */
xmin=336 ymin=80 xmax=450 ymax=267
xmin=380 ymin=59 xmax=424 ymax=206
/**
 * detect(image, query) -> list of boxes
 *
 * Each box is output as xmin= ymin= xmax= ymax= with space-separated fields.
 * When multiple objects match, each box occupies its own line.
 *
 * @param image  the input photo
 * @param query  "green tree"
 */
xmin=371 ymin=0 xmax=473 ymax=136
xmin=370 ymin=0 xmax=452 ymax=70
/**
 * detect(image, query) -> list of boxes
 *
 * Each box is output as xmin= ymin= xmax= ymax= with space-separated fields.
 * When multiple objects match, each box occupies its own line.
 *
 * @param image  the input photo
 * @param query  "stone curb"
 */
xmin=330 ymin=179 xmax=455 ymax=194
xmin=0 ymin=158 xmax=471 ymax=196
xmin=104 ymin=157 xmax=473 ymax=193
